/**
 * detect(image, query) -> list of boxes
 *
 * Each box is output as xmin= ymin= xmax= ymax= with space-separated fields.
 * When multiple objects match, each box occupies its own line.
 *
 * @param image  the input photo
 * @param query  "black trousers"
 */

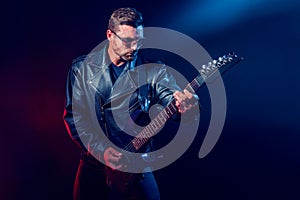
xmin=73 ymin=154 xmax=160 ymax=200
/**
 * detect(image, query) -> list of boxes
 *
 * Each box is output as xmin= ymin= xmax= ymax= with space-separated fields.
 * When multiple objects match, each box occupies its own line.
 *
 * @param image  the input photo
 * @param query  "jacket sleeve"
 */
xmin=152 ymin=63 xmax=200 ymax=121
xmin=63 ymin=57 xmax=108 ymax=162
xmin=151 ymin=64 xmax=180 ymax=106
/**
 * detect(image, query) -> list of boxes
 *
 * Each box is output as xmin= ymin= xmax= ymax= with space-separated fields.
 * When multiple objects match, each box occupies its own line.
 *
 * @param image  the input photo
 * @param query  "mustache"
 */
xmin=127 ymin=50 xmax=137 ymax=55
xmin=124 ymin=50 xmax=138 ymax=57
xmin=121 ymin=50 xmax=138 ymax=61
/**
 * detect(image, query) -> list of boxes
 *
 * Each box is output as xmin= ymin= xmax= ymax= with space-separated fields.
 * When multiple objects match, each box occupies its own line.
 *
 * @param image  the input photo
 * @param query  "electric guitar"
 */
xmin=105 ymin=52 xmax=243 ymax=192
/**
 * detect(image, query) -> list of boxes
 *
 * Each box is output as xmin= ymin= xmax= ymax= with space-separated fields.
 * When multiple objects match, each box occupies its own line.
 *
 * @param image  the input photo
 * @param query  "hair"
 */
xmin=108 ymin=7 xmax=143 ymax=31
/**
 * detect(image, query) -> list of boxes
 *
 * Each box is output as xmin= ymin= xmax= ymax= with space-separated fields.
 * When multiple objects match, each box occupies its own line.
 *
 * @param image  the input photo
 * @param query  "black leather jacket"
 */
xmin=63 ymin=44 xmax=182 ymax=162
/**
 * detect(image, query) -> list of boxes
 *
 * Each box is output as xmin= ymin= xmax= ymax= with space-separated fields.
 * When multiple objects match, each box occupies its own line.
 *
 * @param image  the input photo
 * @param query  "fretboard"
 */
xmin=128 ymin=76 xmax=202 ymax=152
xmin=122 ymin=52 xmax=242 ymax=152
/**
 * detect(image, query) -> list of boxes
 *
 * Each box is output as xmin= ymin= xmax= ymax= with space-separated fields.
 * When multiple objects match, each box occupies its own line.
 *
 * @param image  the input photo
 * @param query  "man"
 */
xmin=63 ymin=7 xmax=199 ymax=200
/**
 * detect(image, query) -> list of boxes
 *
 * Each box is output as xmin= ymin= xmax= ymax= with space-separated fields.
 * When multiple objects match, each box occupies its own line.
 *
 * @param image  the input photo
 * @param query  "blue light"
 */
xmin=170 ymin=0 xmax=300 ymax=37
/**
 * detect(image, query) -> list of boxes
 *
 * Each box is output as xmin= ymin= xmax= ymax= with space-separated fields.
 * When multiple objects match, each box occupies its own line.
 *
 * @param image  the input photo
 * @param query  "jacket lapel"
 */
xmin=86 ymin=46 xmax=138 ymax=106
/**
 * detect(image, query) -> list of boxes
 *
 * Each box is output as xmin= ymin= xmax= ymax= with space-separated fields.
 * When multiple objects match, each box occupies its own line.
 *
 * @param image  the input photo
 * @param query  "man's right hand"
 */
xmin=103 ymin=147 xmax=123 ymax=170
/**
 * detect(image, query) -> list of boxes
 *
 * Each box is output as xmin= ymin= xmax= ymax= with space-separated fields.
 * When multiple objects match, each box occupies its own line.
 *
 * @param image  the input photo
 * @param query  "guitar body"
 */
xmin=105 ymin=166 xmax=143 ymax=193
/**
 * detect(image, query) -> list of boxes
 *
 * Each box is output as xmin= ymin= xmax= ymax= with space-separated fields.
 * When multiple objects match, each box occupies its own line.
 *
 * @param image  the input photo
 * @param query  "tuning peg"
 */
xmin=211 ymin=60 xmax=218 ymax=69
xmin=200 ymin=65 xmax=206 ymax=73
xmin=230 ymin=52 xmax=236 ymax=56
xmin=229 ymin=52 xmax=238 ymax=60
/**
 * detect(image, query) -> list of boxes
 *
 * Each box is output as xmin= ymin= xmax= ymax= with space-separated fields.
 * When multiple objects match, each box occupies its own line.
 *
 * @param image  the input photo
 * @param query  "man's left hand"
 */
xmin=173 ymin=89 xmax=199 ymax=114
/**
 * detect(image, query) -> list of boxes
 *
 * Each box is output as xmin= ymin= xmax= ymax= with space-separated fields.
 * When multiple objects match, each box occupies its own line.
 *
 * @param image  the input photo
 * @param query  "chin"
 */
xmin=123 ymin=55 xmax=135 ymax=61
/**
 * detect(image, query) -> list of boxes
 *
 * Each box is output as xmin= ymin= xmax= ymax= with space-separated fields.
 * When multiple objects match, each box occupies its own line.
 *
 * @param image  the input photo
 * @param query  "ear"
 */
xmin=106 ymin=29 xmax=113 ymax=41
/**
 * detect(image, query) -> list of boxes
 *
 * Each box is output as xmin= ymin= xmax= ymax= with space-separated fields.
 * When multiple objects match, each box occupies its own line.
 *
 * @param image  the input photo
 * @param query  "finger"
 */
xmin=114 ymin=164 xmax=123 ymax=170
xmin=173 ymin=91 xmax=181 ymax=101
xmin=108 ymin=147 xmax=122 ymax=157
xmin=109 ymin=163 xmax=123 ymax=171
xmin=174 ymin=91 xmax=188 ymax=104
xmin=184 ymin=90 xmax=199 ymax=107
xmin=112 ymin=152 xmax=122 ymax=158
xmin=174 ymin=91 xmax=186 ymax=113
xmin=105 ymin=151 xmax=121 ymax=163
xmin=109 ymin=156 xmax=122 ymax=163
xmin=175 ymin=101 xmax=184 ymax=113
xmin=183 ymin=89 xmax=193 ymax=100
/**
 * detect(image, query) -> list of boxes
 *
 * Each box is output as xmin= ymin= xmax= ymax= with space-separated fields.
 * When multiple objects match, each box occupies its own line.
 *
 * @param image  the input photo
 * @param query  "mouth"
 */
xmin=123 ymin=51 xmax=137 ymax=60
xmin=127 ymin=50 xmax=136 ymax=56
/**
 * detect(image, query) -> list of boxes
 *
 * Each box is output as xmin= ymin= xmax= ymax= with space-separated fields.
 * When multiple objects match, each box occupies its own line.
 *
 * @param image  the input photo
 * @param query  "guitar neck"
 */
xmin=123 ymin=52 xmax=243 ymax=152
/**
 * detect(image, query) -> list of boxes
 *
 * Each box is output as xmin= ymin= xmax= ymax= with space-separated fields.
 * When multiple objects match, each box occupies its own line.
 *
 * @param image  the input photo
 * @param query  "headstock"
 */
xmin=199 ymin=52 xmax=243 ymax=80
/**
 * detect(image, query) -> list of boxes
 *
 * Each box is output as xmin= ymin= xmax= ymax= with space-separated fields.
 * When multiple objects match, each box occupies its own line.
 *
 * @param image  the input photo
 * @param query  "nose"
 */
xmin=130 ymin=41 xmax=138 ymax=50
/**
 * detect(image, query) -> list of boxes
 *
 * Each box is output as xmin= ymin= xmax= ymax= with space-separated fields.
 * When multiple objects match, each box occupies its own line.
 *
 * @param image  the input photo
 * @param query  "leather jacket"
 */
xmin=63 ymin=43 xmax=182 ymax=162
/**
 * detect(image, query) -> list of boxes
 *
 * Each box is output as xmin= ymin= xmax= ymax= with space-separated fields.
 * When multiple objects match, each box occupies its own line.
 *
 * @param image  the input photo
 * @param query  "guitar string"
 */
xmin=121 ymin=79 xmax=202 ymax=156
xmin=121 ymin=66 xmax=217 ymax=154
xmin=119 ymin=55 xmax=237 ymax=158
xmin=122 ymin=101 xmax=175 ymax=154
xmin=121 ymin=72 xmax=207 ymax=154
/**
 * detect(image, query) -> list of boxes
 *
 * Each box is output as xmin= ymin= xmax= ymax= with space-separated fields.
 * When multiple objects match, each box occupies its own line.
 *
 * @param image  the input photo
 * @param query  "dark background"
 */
xmin=1 ymin=0 xmax=300 ymax=199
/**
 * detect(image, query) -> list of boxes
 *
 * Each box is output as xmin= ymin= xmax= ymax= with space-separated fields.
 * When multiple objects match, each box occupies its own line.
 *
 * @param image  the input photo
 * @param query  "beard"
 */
xmin=121 ymin=50 xmax=138 ymax=61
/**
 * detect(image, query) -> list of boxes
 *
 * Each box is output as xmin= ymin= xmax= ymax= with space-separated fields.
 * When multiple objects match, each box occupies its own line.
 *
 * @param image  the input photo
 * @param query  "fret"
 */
xmin=195 ymin=75 xmax=205 ymax=87
xmin=131 ymin=140 xmax=136 ymax=149
xmin=147 ymin=126 xmax=154 ymax=137
xmin=185 ymin=83 xmax=194 ymax=93
xmin=154 ymin=117 xmax=162 ymax=127
xmin=168 ymin=102 xmax=177 ymax=114
xmin=158 ymin=113 xmax=167 ymax=123
xmin=132 ymin=138 xmax=139 ymax=150
xmin=152 ymin=117 xmax=161 ymax=128
xmin=150 ymin=121 xmax=158 ymax=132
xmin=136 ymin=138 xmax=142 ymax=147
xmin=162 ymin=109 xmax=169 ymax=120
xmin=143 ymin=126 xmax=151 ymax=138
xmin=189 ymin=79 xmax=199 ymax=91
xmin=133 ymin=136 xmax=144 ymax=150
xmin=157 ymin=116 xmax=165 ymax=126
xmin=191 ymin=79 xmax=200 ymax=90
xmin=139 ymin=137 xmax=145 ymax=146
xmin=165 ymin=106 xmax=172 ymax=117
xmin=139 ymin=130 xmax=146 ymax=139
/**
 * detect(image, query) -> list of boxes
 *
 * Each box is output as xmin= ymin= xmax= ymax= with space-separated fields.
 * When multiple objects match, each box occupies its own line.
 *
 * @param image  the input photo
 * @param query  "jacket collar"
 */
xmin=87 ymin=43 xmax=111 ymax=70
xmin=86 ymin=43 xmax=139 ymax=105
xmin=87 ymin=42 xmax=137 ymax=71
